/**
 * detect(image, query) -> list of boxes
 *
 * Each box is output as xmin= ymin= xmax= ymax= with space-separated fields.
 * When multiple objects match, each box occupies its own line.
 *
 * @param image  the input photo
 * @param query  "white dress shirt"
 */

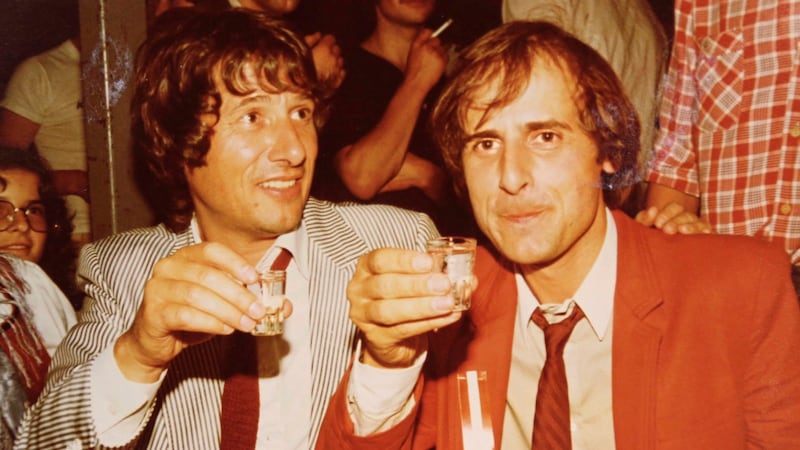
xmin=349 ymin=209 xmax=618 ymax=448
xmin=503 ymin=208 xmax=617 ymax=449
xmin=91 ymin=218 xmax=315 ymax=449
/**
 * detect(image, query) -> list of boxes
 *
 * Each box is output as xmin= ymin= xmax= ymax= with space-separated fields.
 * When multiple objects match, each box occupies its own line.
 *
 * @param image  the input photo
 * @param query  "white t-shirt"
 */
xmin=0 ymin=39 xmax=90 ymax=236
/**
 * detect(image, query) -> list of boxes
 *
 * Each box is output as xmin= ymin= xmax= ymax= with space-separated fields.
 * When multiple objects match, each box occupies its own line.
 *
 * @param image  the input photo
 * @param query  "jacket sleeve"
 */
xmin=315 ymin=363 xmax=427 ymax=449
xmin=742 ymin=245 xmax=800 ymax=447
xmin=14 ymin=238 xmax=158 ymax=450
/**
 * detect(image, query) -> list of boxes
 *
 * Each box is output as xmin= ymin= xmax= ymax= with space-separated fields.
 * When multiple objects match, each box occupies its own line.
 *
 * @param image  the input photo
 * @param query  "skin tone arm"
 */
xmin=113 ymin=242 xmax=292 ymax=383
xmin=379 ymin=152 xmax=448 ymax=204
xmin=0 ymin=108 xmax=90 ymax=201
xmin=334 ymin=29 xmax=447 ymax=202
xmin=348 ymin=248 xmax=461 ymax=369
xmin=635 ymin=182 xmax=712 ymax=234
xmin=305 ymin=32 xmax=346 ymax=91
xmin=0 ymin=108 xmax=39 ymax=149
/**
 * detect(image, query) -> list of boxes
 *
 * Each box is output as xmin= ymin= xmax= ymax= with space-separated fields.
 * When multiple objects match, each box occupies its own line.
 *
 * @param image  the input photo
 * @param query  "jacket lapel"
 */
xmin=610 ymin=211 xmax=664 ymax=450
xmin=301 ymin=198 xmax=372 ymax=442
xmin=446 ymin=246 xmax=517 ymax=448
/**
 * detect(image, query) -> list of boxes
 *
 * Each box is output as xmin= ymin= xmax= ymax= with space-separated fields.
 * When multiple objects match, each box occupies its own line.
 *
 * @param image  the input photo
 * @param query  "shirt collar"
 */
xmin=189 ymin=216 xmax=310 ymax=279
xmin=515 ymin=208 xmax=618 ymax=340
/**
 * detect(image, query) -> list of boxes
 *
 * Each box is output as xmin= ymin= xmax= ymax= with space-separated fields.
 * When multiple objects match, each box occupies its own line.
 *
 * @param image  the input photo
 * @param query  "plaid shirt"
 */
xmin=648 ymin=0 xmax=800 ymax=265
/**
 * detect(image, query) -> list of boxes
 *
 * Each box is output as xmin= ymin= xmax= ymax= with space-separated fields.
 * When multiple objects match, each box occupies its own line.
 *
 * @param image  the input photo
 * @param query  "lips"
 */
xmin=0 ymin=243 xmax=31 ymax=258
xmin=496 ymin=205 xmax=547 ymax=220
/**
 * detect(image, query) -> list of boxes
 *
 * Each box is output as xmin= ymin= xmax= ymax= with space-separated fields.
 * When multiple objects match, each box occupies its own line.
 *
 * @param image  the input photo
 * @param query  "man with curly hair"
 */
xmin=15 ymin=7 xmax=437 ymax=449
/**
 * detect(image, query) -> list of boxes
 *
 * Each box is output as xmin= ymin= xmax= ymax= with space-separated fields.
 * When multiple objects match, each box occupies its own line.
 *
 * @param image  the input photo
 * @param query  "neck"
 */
xmin=521 ymin=208 xmax=609 ymax=304
xmin=197 ymin=223 xmax=279 ymax=267
xmin=362 ymin=14 xmax=421 ymax=71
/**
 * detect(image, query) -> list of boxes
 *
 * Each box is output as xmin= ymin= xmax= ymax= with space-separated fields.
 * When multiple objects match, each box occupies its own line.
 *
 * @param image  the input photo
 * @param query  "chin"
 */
xmin=1 ymin=249 xmax=31 ymax=261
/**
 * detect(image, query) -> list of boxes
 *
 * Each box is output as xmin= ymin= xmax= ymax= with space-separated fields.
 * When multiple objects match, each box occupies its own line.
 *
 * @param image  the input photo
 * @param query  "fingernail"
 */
xmin=240 ymin=316 xmax=256 ymax=330
xmin=432 ymin=296 xmax=454 ymax=311
xmin=249 ymin=301 xmax=266 ymax=318
xmin=412 ymin=253 xmax=433 ymax=272
xmin=428 ymin=274 xmax=450 ymax=294
xmin=239 ymin=266 xmax=257 ymax=284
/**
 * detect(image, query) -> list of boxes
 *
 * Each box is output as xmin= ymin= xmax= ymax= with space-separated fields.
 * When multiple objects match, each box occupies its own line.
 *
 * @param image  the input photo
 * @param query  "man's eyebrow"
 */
xmin=235 ymin=93 xmax=273 ymax=107
xmin=523 ymin=119 xmax=572 ymax=132
xmin=466 ymin=119 xmax=573 ymax=140
xmin=233 ymin=91 xmax=313 ymax=108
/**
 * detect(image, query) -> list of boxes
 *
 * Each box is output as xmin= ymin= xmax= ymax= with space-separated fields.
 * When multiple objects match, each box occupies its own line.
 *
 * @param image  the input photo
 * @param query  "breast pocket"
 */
xmin=695 ymin=30 xmax=744 ymax=131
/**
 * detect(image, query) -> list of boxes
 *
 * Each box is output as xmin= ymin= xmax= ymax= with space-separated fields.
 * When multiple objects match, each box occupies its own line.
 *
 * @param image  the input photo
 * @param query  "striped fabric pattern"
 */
xmin=14 ymin=197 xmax=439 ymax=449
xmin=647 ymin=0 xmax=800 ymax=264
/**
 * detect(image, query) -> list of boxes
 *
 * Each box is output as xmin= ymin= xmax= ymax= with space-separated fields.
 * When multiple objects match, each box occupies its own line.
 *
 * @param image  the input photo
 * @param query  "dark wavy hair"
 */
xmin=430 ymin=20 xmax=640 ymax=210
xmin=0 ymin=147 xmax=81 ymax=310
xmin=132 ymin=7 xmax=329 ymax=232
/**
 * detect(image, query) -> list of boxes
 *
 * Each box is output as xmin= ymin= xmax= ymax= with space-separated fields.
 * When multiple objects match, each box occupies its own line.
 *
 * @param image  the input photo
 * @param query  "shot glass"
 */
xmin=426 ymin=236 xmax=477 ymax=311
xmin=252 ymin=269 xmax=286 ymax=336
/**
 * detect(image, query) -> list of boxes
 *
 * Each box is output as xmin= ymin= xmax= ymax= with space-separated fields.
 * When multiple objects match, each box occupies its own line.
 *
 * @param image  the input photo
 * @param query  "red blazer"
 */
xmin=318 ymin=211 xmax=800 ymax=449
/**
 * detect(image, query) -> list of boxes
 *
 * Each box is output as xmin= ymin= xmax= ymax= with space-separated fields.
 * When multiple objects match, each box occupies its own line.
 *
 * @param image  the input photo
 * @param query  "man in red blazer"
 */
xmin=316 ymin=21 xmax=800 ymax=450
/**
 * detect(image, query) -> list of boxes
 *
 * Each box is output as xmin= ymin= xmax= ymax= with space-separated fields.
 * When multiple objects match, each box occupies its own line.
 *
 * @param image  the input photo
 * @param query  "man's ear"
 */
xmin=602 ymin=160 xmax=616 ymax=174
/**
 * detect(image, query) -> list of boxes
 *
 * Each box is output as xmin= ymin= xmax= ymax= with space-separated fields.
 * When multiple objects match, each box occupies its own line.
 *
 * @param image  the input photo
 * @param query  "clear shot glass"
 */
xmin=426 ymin=236 xmax=477 ymax=311
xmin=252 ymin=269 xmax=286 ymax=336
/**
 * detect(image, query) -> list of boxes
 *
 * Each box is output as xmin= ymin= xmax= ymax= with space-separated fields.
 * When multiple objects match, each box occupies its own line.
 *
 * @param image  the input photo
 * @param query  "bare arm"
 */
xmin=645 ymin=182 xmax=699 ymax=213
xmin=306 ymin=32 xmax=346 ymax=91
xmin=334 ymin=30 xmax=447 ymax=201
xmin=0 ymin=108 xmax=40 ymax=149
xmin=379 ymin=152 xmax=448 ymax=205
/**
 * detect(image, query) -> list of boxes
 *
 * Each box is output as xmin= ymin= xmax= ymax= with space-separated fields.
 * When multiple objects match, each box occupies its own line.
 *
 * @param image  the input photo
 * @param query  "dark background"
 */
xmin=0 ymin=0 xmax=79 ymax=96
xmin=0 ymin=0 xmax=673 ymax=104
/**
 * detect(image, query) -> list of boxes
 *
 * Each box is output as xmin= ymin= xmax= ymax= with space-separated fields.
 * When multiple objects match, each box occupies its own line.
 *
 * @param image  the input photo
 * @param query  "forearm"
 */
xmin=348 ymin=341 xmax=425 ymax=435
xmin=379 ymin=153 xmax=447 ymax=204
xmin=316 ymin=364 xmax=422 ymax=450
xmin=16 ymin=348 xmax=158 ymax=450
xmin=51 ymin=169 xmax=89 ymax=198
xmin=0 ymin=108 xmax=39 ymax=149
xmin=645 ymin=182 xmax=700 ymax=215
xmin=335 ymin=82 xmax=430 ymax=200
xmin=15 ymin=362 xmax=102 ymax=449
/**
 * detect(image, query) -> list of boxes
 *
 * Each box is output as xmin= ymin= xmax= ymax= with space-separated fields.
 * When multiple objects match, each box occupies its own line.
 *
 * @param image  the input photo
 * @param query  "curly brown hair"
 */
xmin=430 ymin=20 xmax=640 ymax=210
xmin=132 ymin=7 xmax=329 ymax=231
xmin=0 ymin=148 xmax=80 ymax=310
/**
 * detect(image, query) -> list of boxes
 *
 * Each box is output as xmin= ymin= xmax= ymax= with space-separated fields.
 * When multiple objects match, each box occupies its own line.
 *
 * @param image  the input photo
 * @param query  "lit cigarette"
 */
xmin=431 ymin=18 xmax=453 ymax=38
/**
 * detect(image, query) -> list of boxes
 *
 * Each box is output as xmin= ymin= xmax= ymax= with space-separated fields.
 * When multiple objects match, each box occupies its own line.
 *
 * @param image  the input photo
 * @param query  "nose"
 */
xmin=498 ymin=142 xmax=530 ymax=195
xmin=7 ymin=209 xmax=31 ymax=232
xmin=269 ymin=119 xmax=313 ymax=166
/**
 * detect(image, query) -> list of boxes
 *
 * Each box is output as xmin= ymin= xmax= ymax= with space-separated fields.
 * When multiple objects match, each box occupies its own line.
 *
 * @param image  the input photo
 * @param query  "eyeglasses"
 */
xmin=0 ymin=200 xmax=48 ymax=233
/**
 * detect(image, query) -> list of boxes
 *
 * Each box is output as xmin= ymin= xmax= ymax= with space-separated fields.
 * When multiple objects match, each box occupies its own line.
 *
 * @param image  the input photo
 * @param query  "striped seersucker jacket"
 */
xmin=14 ymin=198 xmax=439 ymax=449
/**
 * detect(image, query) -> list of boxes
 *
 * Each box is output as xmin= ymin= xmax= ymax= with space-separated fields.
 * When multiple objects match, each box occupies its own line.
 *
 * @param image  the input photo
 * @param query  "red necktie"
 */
xmin=220 ymin=248 xmax=292 ymax=450
xmin=530 ymin=304 xmax=585 ymax=450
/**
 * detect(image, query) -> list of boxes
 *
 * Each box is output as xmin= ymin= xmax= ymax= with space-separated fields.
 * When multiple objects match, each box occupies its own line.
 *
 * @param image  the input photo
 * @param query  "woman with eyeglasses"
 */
xmin=0 ymin=147 xmax=81 ymax=311
xmin=0 ymin=148 xmax=78 ymax=446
